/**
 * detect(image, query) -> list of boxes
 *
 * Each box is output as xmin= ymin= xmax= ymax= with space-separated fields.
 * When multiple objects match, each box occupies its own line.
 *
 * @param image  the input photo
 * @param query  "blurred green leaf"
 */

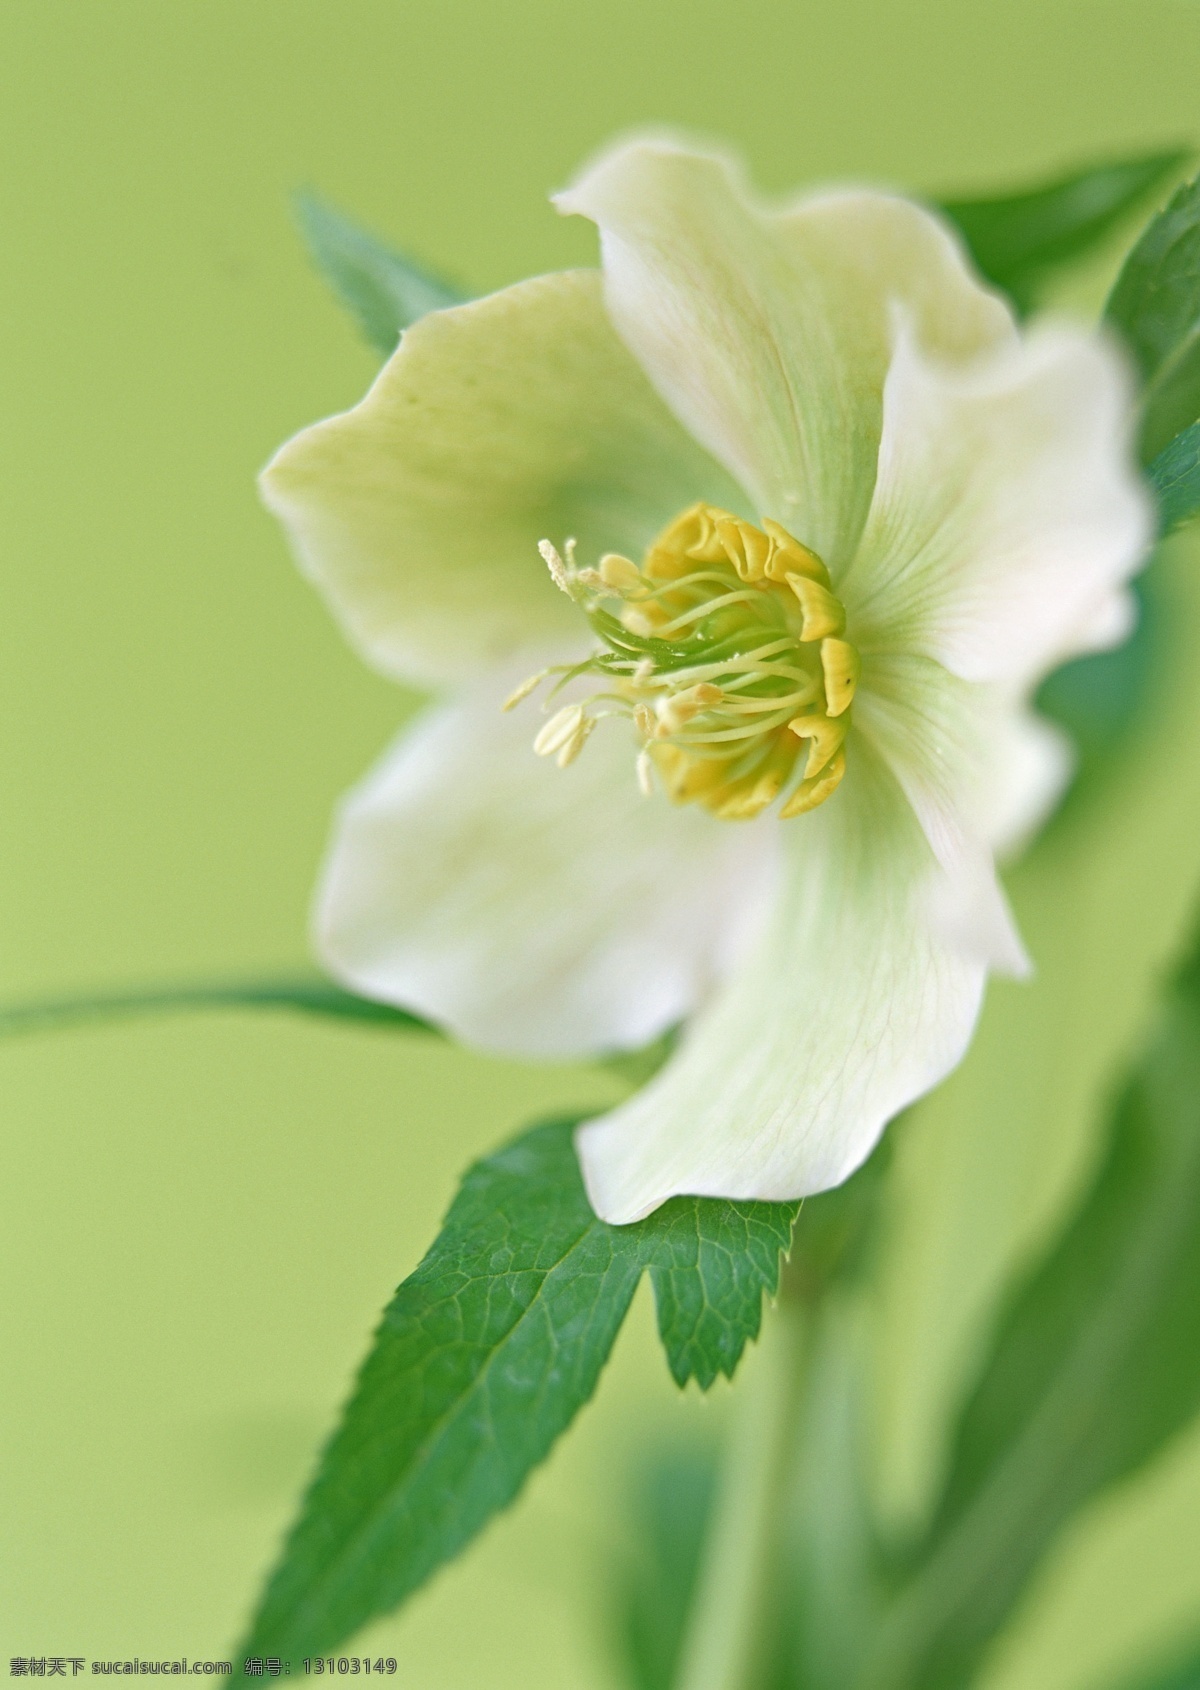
xmin=1140 ymin=339 xmax=1200 ymax=465
xmin=862 ymin=933 xmax=1200 ymax=1690
xmin=0 ymin=975 xmax=433 ymax=1038
xmin=783 ymin=1137 xmax=892 ymax=1304
xmin=601 ymin=1023 xmax=680 ymax=1087
xmin=1035 ymin=569 xmax=1161 ymax=796
xmin=939 ymin=150 xmax=1186 ymax=316
xmin=616 ymin=1445 xmax=719 ymax=1690
xmin=294 ymin=189 xmax=464 ymax=356
xmin=1111 ymin=1639 xmax=1200 ymax=1690
xmin=1148 ymin=419 xmax=1200 ymax=533
xmin=614 ymin=1161 xmax=895 ymax=1690
xmin=1106 ymin=174 xmax=1200 ymax=460
xmin=233 ymin=1117 xmax=796 ymax=1671
xmin=1106 ymin=172 xmax=1200 ymax=380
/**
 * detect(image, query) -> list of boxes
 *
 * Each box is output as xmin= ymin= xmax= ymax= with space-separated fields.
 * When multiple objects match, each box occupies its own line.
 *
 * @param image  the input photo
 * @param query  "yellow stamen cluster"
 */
xmin=512 ymin=503 xmax=861 ymax=821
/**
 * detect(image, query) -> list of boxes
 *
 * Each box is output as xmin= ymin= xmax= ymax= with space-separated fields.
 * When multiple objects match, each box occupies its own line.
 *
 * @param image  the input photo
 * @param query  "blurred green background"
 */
xmin=6 ymin=2 xmax=1200 ymax=1684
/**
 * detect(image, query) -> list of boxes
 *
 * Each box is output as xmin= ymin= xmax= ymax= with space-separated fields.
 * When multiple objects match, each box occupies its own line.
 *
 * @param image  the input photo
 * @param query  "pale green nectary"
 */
xmin=260 ymin=137 xmax=1151 ymax=1224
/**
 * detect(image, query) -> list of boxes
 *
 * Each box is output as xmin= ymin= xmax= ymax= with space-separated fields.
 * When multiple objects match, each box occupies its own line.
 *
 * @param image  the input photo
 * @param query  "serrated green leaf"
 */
xmin=235 ymin=1120 xmax=644 ymax=1669
xmin=862 ymin=934 xmax=1200 ymax=1690
xmin=294 ymin=189 xmax=464 ymax=357
xmin=939 ymin=149 xmax=1187 ymax=316
xmin=648 ymin=1194 xmax=799 ymax=1390
xmin=1106 ymin=174 xmax=1200 ymax=460
xmin=1148 ymin=419 xmax=1200 ymax=532
xmin=0 ymin=975 xmax=433 ymax=1039
xmin=232 ymin=1118 xmax=797 ymax=1670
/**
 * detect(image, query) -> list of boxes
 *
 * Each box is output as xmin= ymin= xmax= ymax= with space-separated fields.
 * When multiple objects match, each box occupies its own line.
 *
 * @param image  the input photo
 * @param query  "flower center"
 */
xmin=511 ymin=503 xmax=860 ymax=821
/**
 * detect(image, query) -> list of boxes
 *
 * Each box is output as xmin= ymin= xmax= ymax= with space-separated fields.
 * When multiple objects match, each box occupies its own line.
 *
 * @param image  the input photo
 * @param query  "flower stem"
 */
xmin=672 ymin=1300 xmax=807 ymax=1690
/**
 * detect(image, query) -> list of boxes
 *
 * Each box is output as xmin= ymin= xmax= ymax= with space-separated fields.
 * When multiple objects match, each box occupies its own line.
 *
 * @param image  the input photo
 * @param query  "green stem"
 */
xmin=0 ymin=975 xmax=675 ymax=1084
xmin=0 ymin=975 xmax=433 ymax=1037
xmin=672 ymin=1300 xmax=807 ymax=1690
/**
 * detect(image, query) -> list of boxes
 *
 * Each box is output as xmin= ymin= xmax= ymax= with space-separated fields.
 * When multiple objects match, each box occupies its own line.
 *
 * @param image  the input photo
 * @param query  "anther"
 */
xmin=599 ymin=553 xmax=643 ymax=591
xmin=503 ymin=671 xmax=548 ymax=712
xmin=538 ymin=539 xmax=572 ymax=595
xmin=621 ymin=605 xmax=668 ymax=638
xmin=534 ymin=703 xmax=586 ymax=758
xmin=654 ymin=682 xmax=722 ymax=735
xmin=555 ymin=714 xmax=595 ymax=767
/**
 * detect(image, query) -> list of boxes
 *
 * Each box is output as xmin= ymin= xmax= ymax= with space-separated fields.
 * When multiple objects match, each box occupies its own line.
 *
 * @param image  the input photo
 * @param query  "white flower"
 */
xmin=260 ymin=139 xmax=1150 ymax=1223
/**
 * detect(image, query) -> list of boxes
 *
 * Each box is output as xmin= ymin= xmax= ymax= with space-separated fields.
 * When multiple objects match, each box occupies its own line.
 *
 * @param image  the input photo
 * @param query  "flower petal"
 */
xmin=261 ymin=269 xmax=743 ymax=685
xmin=979 ymin=704 xmax=1074 ymax=861
xmin=315 ymin=668 xmax=777 ymax=1058
xmin=576 ymin=747 xmax=986 ymax=1222
xmin=859 ymin=654 xmax=1073 ymax=868
xmin=854 ymin=652 xmax=1042 ymax=976
xmin=843 ymin=321 xmax=1153 ymax=689
xmin=556 ymin=139 xmax=1012 ymax=572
